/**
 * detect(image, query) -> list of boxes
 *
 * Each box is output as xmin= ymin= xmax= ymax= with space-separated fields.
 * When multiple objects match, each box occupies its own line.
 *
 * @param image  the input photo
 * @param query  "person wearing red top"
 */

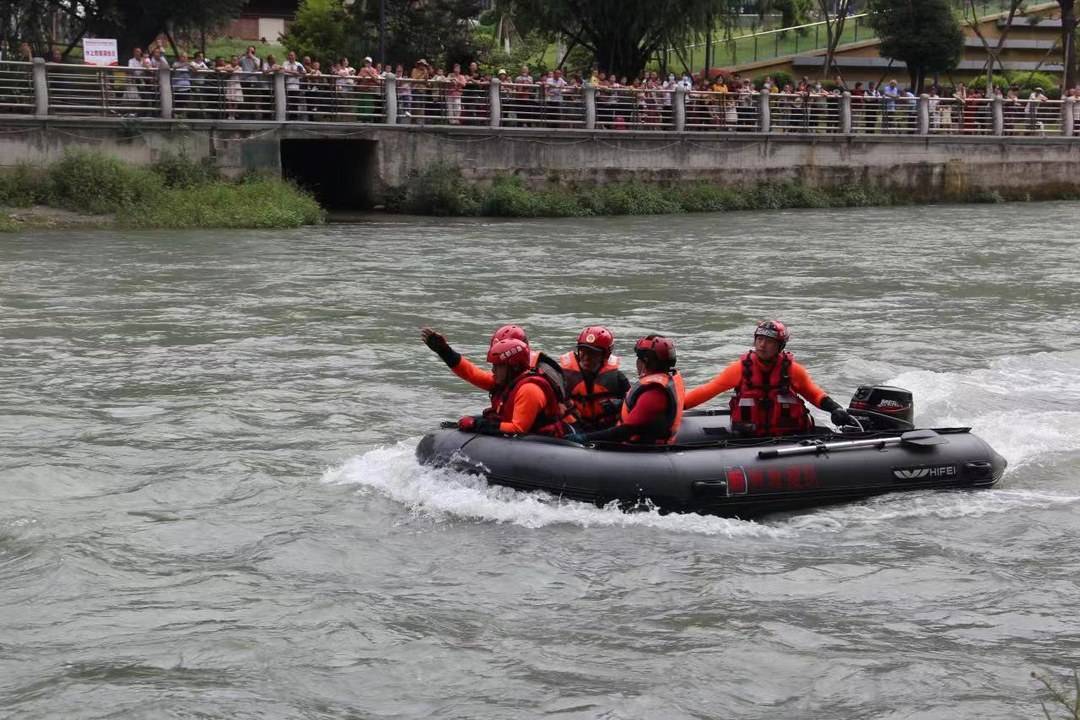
xmin=423 ymin=325 xmax=628 ymax=430
xmin=683 ymin=320 xmax=852 ymax=437
xmin=569 ymin=335 xmax=684 ymax=445
xmin=455 ymin=337 xmax=566 ymax=436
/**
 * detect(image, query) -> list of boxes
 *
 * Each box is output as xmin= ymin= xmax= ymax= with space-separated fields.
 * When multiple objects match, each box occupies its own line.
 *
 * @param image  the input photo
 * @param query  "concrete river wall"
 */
xmin=2 ymin=117 xmax=1079 ymax=205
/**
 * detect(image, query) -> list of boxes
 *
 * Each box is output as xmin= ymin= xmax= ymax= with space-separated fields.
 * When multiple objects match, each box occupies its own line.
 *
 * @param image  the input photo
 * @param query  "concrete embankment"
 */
xmin=2 ymin=118 xmax=1079 ymax=206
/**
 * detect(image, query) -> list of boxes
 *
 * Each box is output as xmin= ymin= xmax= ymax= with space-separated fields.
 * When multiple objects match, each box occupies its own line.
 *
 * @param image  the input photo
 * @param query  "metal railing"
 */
xmin=0 ymin=60 xmax=35 ymax=114
xmin=926 ymin=97 xmax=995 ymax=135
xmin=685 ymin=90 xmax=760 ymax=131
xmin=770 ymin=91 xmax=843 ymax=133
xmin=1002 ymin=98 xmax=1063 ymax=135
xmin=4 ymin=60 xmax=1079 ymax=140
xmin=45 ymin=63 xmax=162 ymax=116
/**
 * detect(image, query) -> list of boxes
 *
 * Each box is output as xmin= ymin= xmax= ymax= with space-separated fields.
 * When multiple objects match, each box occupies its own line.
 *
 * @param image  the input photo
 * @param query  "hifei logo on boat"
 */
xmin=892 ymin=464 xmax=958 ymax=481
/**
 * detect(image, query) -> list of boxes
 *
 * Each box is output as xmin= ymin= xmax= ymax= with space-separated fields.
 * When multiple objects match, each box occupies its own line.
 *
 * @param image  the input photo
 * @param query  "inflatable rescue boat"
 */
xmin=415 ymin=386 xmax=1007 ymax=518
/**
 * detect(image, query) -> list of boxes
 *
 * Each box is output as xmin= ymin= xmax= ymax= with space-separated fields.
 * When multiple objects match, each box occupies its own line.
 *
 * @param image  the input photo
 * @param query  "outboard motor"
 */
xmin=848 ymin=385 xmax=914 ymax=430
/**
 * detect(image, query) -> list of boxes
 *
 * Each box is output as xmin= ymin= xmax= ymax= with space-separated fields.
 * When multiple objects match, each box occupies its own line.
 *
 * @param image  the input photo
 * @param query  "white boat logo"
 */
xmin=893 ymin=465 xmax=957 ymax=480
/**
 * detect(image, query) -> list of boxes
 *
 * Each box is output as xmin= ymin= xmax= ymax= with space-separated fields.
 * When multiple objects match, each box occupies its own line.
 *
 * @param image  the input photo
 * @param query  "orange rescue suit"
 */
xmin=484 ymin=362 xmax=566 ymax=436
xmin=558 ymin=351 xmax=628 ymax=431
xmin=684 ymin=350 xmax=826 ymax=437
xmin=619 ymin=370 xmax=685 ymax=444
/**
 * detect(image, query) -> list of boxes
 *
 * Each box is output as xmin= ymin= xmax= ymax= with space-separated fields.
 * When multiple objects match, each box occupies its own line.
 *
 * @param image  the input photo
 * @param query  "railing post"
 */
xmin=917 ymin=93 xmax=930 ymax=135
xmin=273 ymin=71 xmax=287 ymax=121
xmin=840 ymin=91 xmax=851 ymax=133
xmin=158 ymin=65 xmax=173 ymax=120
xmin=383 ymin=74 xmax=397 ymax=125
xmin=674 ymin=86 xmax=686 ymax=131
xmin=32 ymin=58 xmax=49 ymax=117
xmin=489 ymin=78 xmax=501 ymax=128
xmin=759 ymin=88 xmax=771 ymax=132
xmin=1063 ymin=97 xmax=1075 ymax=137
xmin=992 ymin=96 xmax=1003 ymax=136
xmin=584 ymin=84 xmax=596 ymax=130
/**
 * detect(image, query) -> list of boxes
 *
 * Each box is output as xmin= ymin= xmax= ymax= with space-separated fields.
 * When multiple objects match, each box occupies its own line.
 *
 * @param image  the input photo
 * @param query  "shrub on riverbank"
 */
xmin=394 ymin=164 xmax=902 ymax=217
xmin=119 ymin=176 xmax=324 ymax=229
xmin=0 ymin=151 xmax=324 ymax=229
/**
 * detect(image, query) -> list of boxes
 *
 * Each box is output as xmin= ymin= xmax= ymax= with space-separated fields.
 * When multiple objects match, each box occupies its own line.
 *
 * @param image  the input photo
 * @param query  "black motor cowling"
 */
xmin=848 ymin=385 xmax=914 ymax=429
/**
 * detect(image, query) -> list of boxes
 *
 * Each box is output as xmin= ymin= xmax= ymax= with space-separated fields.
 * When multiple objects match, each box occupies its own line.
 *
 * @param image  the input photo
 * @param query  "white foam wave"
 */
xmin=881 ymin=350 xmax=1080 ymax=470
xmin=785 ymin=487 xmax=1080 ymax=532
xmin=322 ymin=442 xmax=789 ymax=538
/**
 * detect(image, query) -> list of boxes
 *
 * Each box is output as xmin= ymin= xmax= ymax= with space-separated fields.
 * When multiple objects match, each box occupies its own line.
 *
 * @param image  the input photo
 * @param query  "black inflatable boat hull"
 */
xmin=415 ymin=414 xmax=1007 ymax=518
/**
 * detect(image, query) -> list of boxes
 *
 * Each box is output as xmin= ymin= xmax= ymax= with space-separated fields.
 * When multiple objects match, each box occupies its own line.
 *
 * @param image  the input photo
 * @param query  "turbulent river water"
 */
xmin=2 ymin=204 xmax=1080 ymax=719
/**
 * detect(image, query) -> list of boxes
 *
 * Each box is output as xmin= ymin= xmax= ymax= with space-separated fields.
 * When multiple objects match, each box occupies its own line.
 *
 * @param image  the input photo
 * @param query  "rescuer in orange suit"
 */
xmin=559 ymin=326 xmax=630 ymax=431
xmin=454 ymin=337 xmax=568 ymax=436
xmin=683 ymin=320 xmax=853 ymax=437
xmin=421 ymin=324 xmax=537 ymax=392
xmin=568 ymin=335 xmax=684 ymax=445
xmin=422 ymin=324 xmax=628 ymax=431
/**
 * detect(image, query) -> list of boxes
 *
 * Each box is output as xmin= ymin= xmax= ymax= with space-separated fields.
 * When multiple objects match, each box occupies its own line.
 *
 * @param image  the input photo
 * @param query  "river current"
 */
xmin=1 ymin=204 xmax=1079 ymax=719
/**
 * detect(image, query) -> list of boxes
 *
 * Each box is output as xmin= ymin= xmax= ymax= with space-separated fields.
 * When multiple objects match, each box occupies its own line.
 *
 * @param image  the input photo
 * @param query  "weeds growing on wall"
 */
xmin=0 ymin=151 xmax=324 ymax=229
xmin=392 ymin=163 xmax=906 ymax=218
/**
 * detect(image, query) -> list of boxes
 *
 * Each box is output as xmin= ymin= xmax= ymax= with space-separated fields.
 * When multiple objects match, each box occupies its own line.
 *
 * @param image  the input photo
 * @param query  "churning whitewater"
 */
xmin=325 ymin=349 xmax=1080 ymax=532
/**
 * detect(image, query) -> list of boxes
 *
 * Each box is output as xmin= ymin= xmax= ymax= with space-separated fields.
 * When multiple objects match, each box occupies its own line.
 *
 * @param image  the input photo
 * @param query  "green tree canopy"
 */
xmin=867 ymin=0 xmax=965 ymax=92
xmin=282 ymin=0 xmax=482 ymax=68
xmin=505 ymin=0 xmax=731 ymax=79
xmin=1 ymin=0 xmax=246 ymax=60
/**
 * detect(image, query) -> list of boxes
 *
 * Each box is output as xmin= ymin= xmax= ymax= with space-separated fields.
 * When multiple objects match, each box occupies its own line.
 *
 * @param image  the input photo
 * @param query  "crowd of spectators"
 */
xmin=3 ymin=42 xmax=1079 ymax=135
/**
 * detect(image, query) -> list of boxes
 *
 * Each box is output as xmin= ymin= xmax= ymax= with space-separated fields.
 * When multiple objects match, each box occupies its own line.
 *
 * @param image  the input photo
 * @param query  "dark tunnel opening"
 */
xmin=280 ymin=139 xmax=377 ymax=210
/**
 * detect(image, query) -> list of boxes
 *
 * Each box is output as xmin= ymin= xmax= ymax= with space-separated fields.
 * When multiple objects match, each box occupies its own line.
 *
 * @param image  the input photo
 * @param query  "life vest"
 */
xmin=728 ymin=350 xmax=813 ymax=437
xmin=486 ymin=352 xmax=569 ymax=436
xmin=558 ymin=351 xmax=627 ymax=431
xmin=619 ymin=370 xmax=685 ymax=445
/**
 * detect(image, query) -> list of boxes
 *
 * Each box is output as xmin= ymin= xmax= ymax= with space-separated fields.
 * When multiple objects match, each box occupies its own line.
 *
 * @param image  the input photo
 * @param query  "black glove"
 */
xmin=421 ymin=328 xmax=461 ymax=368
xmin=830 ymin=408 xmax=854 ymax=427
xmin=819 ymin=395 xmax=853 ymax=427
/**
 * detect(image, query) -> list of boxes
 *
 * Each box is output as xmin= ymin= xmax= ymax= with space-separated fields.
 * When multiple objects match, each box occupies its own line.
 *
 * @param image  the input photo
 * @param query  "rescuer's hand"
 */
xmin=422 ymin=327 xmax=461 ymax=367
xmin=830 ymin=408 xmax=854 ymax=427
xmin=422 ymin=327 xmax=449 ymax=352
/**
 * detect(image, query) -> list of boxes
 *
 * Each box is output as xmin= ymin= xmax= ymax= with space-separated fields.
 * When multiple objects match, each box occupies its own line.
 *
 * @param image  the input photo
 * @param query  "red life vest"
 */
xmin=486 ymin=352 xmax=569 ymax=436
xmin=558 ymin=351 xmax=627 ymax=431
xmin=619 ymin=370 xmax=685 ymax=445
xmin=728 ymin=350 xmax=813 ymax=437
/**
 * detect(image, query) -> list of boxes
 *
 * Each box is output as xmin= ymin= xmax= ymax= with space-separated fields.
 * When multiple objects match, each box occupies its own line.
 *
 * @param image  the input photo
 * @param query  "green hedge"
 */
xmin=0 ymin=150 xmax=324 ymax=229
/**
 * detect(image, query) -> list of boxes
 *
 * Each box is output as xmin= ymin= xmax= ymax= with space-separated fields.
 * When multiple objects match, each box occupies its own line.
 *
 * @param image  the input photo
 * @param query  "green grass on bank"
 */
xmin=387 ymin=162 xmax=1019 ymax=218
xmin=0 ymin=151 xmax=324 ymax=230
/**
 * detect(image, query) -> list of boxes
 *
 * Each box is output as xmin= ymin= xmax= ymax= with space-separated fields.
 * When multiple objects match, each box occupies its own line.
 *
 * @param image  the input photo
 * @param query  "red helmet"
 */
xmin=487 ymin=338 xmax=531 ymax=368
xmin=634 ymin=335 xmax=676 ymax=370
xmin=754 ymin=320 xmax=789 ymax=346
xmin=490 ymin=324 xmax=527 ymax=346
xmin=576 ymin=326 xmax=615 ymax=356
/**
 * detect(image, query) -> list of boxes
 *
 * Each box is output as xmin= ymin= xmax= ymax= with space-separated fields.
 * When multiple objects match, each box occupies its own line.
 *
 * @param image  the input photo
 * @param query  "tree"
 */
xmin=1 ymin=0 xmax=247 ymax=61
xmin=819 ymin=0 xmax=852 ymax=86
xmin=1060 ymin=0 xmax=1078 ymax=89
xmin=506 ymin=0 xmax=729 ymax=80
xmin=867 ymin=0 xmax=964 ymax=93
xmin=962 ymin=0 xmax=1025 ymax=93
xmin=754 ymin=0 xmax=812 ymax=30
xmin=282 ymin=0 xmax=482 ymax=67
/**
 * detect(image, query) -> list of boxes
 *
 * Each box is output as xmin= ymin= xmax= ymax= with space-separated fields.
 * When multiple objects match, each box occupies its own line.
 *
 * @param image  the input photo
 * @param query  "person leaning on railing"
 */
xmin=512 ymin=66 xmax=534 ymax=128
xmin=356 ymin=56 xmax=380 ymax=120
